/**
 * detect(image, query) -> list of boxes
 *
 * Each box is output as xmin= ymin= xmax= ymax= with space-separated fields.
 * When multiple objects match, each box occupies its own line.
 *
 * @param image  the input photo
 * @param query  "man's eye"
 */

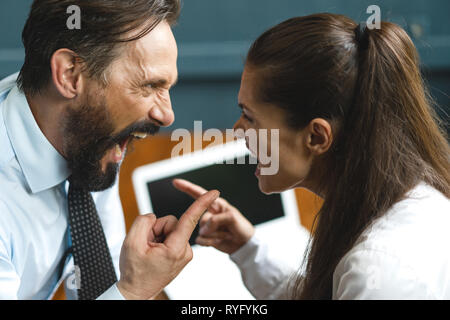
xmin=143 ymin=82 xmax=158 ymax=89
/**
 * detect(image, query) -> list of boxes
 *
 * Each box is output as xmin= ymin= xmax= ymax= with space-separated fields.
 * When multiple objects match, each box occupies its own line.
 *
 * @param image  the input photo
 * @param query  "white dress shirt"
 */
xmin=230 ymin=182 xmax=450 ymax=299
xmin=0 ymin=73 xmax=126 ymax=299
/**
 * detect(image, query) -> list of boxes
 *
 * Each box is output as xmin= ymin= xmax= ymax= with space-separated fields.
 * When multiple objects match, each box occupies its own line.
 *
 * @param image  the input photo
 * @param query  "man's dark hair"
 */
xmin=17 ymin=0 xmax=181 ymax=96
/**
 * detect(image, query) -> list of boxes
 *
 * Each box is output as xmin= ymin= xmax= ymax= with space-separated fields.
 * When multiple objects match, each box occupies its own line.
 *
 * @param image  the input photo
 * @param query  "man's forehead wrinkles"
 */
xmin=138 ymin=59 xmax=150 ymax=81
xmin=124 ymin=41 xmax=147 ymax=78
xmin=140 ymin=64 xmax=175 ymax=83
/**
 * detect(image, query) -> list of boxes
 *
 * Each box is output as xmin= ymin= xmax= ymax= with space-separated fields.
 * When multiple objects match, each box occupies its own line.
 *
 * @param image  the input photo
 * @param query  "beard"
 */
xmin=63 ymin=90 xmax=159 ymax=192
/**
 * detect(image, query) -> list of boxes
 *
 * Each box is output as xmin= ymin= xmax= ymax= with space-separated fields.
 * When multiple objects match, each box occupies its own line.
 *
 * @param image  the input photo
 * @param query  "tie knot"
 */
xmin=68 ymin=176 xmax=88 ymax=193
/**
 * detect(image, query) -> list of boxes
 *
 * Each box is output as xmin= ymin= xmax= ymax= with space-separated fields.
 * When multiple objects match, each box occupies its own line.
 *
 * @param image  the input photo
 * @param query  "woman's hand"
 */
xmin=172 ymin=179 xmax=255 ymax=255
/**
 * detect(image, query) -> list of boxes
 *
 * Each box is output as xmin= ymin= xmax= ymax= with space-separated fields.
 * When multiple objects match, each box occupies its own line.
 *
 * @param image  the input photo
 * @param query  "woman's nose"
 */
xmin=233 ymin=118 xmax=243 ymax=131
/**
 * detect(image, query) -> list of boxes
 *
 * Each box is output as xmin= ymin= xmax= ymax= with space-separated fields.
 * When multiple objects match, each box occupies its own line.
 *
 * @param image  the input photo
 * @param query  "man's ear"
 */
xmin=305 ymin=118 xmax=333 ymax=156
xmin=50 ymin=48 xmax=84 ymax=99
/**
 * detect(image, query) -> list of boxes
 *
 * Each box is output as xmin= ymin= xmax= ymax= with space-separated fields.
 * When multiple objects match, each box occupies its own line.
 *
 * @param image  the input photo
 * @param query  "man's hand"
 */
xmin=172 ymin=179 xmax=255 ymax=255
xmin=117 ymin=189 xmax=220 ymax=300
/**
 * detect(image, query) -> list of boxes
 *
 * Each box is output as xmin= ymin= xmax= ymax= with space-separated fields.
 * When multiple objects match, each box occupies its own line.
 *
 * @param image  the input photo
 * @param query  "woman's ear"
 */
xmin=305 ymin=118 xmax=333 ymax=155
xmin=50 ymin=48 xmax=84 ymax=99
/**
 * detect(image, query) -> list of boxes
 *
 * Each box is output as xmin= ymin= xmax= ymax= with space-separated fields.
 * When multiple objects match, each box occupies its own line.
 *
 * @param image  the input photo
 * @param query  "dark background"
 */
xmin=0 ymin=0 xmax=449 ymax=132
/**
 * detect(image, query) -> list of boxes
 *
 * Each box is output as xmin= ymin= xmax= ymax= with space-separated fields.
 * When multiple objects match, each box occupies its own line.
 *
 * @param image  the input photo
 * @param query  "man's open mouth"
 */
xmin=131 ymin=132 xmax=148 ymax=139
xmin=112 ymin=132 xmax=150 ymax=162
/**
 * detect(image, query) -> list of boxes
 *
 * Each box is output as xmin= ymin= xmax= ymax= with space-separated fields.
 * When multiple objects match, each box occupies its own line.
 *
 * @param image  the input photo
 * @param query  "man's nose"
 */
xmin=148 ymin=95 xmax=175 ymax=127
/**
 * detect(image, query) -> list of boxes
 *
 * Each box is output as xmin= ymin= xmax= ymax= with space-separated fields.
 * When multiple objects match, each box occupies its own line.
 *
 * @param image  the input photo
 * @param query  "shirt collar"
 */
xmin=2 ymin=85 xmax=70 ymax=193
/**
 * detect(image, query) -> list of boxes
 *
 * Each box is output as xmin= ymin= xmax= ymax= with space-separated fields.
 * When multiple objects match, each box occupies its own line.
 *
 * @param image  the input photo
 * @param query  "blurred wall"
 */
xmin=1 ymin=0 xmax=449 ymax=132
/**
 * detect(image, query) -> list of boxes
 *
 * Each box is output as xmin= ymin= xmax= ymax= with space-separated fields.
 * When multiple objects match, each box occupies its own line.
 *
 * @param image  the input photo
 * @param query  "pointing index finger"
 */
xmin=172 ymin=179 xmax=207 ymax=199
xmin=172 ymin=179 xmax=222 ymax=213
xmin=165 ymin=189 xmax=220 ymax=249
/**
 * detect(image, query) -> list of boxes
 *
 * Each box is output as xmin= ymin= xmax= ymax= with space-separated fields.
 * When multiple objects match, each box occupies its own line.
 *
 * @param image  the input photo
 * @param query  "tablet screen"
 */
xmin=146 ymin=155 xmax=284 ymax=245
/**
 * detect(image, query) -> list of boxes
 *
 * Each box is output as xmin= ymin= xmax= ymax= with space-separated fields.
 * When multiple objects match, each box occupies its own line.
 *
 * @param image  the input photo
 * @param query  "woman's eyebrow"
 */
xmin=238 ymin=103 xmax=254 ymax=114
xmin=238 ymin=103 xmax=248 ymax=110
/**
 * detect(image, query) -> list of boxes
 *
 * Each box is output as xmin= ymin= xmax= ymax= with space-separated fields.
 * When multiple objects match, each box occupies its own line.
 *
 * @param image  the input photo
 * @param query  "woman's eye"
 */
xmin=242 ymin=112 xmax=253 ymax=123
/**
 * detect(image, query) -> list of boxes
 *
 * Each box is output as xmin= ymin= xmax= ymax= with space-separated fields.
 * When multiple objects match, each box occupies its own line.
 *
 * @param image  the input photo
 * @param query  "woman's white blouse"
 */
xmin=230 ymin=182 xmax=450 ymax=299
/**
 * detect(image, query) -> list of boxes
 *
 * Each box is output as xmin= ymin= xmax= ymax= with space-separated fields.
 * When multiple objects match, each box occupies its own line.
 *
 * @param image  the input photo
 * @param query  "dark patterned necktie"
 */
xmin=67 ymin=180 xmax=118 ymax=300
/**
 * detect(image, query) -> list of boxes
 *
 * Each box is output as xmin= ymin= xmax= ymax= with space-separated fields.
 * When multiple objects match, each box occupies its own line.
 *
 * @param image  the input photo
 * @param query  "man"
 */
xmin=0 ymin=0 xmax=219 ymax=300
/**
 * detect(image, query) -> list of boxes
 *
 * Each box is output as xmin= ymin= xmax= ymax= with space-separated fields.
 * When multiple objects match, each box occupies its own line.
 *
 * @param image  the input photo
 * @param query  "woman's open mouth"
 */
xmin=255 ymin=163 xmax=261 ymax=177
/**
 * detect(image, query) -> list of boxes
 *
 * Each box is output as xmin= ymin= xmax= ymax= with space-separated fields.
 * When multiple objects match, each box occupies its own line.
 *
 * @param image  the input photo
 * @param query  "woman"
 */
xmin=174 ymin=13 xmax=450 ymax=299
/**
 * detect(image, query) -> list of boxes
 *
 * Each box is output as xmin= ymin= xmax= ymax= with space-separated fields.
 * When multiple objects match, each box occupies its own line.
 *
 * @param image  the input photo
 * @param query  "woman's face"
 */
xmin=233 ymin=67 xmax=316 ymax=194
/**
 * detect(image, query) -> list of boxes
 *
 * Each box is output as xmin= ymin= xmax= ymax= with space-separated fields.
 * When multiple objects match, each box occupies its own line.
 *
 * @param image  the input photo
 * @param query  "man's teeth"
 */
xmin=115 ymin=144 xmax=123 ymax=157
xmin=131 ymin=132 xmax=148 ymax=139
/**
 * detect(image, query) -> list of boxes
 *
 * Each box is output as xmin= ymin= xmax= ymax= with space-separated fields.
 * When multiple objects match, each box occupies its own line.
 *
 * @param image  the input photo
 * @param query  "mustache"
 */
xmin=111 ymin=120 xmax=160 ymax=145
xmin=72 ymin=120 xmax=160 ymax=166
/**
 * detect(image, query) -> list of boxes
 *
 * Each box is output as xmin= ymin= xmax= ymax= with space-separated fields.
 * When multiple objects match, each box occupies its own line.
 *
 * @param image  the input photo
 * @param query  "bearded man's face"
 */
xmin=62 ymin=21 xmax=178 ymax=191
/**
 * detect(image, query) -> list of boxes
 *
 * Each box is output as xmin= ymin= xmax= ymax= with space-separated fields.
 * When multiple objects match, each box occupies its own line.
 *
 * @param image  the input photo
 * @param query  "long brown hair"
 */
xmin=246 ymin=13 xmax=450 ymax=299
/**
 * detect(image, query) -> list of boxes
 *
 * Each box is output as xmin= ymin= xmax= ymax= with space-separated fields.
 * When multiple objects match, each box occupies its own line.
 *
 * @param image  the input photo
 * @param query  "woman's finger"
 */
xmin=195 ymin=236 xmax=221 ymax=247
xmin=172 ymin=178 xmax=207 ymax=199
xmin=200 ymin=212 xmax=234 ymax=235
xmin=199 ymin=211 xmax=213 ymax=228
xmin=172 ymin=179 xmax=223 ymax=212
xmin=198 ymin=229 xmax=230 ymax=240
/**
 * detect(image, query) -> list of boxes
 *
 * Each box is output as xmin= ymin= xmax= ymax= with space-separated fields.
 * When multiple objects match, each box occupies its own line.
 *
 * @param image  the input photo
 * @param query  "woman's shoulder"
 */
xmin=333 ymin=182 xmax=450 ymax=299
xmin=360 ymin=181 xmax=450 ymax=247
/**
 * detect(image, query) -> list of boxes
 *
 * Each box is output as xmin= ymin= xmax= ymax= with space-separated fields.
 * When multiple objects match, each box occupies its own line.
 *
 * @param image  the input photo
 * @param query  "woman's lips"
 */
xmin=245 ymin=142 xmax=266 ymax=177
xmin=255 ymin=165 xmax=261 ymax=177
